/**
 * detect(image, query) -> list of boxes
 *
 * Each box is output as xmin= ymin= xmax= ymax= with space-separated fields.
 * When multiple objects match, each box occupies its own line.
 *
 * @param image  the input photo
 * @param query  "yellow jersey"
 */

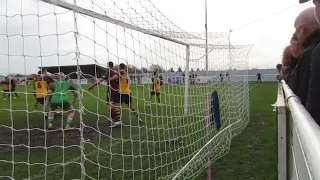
xmin=152 ymin=77 xmax=161 ymax=92
xmin=2 ymin=81 xmax=9 ymax=91
xmin=34 ymin=80 xmax=49 ymax=98
xmin=119 ymin=70 xmax=131 ymax=94
xmin=33 ymin=75 xmax=53 ymax=98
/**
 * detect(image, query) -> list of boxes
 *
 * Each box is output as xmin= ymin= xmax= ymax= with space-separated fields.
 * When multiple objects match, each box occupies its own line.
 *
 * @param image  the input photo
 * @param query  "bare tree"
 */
xmin=169 ymin=68 xmax=174 ymax=72
xmin=196 ymin=68 xmax=200 ymax=72
xmin=141 ymin=67 xmax=149 ymax=73
xmin=127 ymin=65 xmax=140 ymax=74
xmin=149 ymin=64 xmax=164 ymax=73
xmin=178 ymin=67 xmax=182 ymax=72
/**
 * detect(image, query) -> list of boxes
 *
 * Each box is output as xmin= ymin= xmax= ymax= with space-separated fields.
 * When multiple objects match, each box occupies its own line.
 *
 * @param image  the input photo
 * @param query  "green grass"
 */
xmin=0 ymin=83 xmax=277 ymax=179
xmin=204 ymin=83 xmax=278 ymax=180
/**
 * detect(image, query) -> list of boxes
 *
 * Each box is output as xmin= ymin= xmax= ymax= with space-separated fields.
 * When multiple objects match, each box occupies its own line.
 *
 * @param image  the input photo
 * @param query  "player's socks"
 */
xmin=110 ymin=107 xmax=121 ymax=127
xmin=34 ymin=101 xmax=39 ymax=110
xmin=48 ymin=117 xmax=54 ymax=129
xmin=110 ymin=121 xmax=122 ymax=128
xmin=114 ymin=107 xmax=121 ymax=121
xmin=65 ymin=118 xmax=72 ymax=129
xmin=130 ymin=106 xmax=142 ymax=121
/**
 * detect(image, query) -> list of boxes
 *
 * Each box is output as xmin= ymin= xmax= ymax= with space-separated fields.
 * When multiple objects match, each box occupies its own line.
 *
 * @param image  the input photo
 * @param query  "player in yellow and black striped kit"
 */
xmin=1 ymin=77 xmax=10 ymax=100
xmin=118 ymin=63 xmax=142 ymax=123
xmin=147 ymin=72 xmax=163 ymax=105
xmin=20 ymin=70 xmax=55 ymax=112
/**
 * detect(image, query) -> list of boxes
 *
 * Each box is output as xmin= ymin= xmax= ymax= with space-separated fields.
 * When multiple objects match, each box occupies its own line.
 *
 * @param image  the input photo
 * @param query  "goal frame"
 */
xmin=29 ymin=1 xmax=252 ymax=180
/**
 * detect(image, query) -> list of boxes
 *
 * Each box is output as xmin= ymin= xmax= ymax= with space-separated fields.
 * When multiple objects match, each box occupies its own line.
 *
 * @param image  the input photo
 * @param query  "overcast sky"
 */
xmin=152 ymin=0 xmax=313 ymax=68
xmin=0 ymin=0 xmax=314 ymax=75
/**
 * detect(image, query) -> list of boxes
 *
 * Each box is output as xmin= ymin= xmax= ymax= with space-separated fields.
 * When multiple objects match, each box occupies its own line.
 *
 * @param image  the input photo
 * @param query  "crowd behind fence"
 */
xmin=276 ymin=80 xmax=320 ymax=180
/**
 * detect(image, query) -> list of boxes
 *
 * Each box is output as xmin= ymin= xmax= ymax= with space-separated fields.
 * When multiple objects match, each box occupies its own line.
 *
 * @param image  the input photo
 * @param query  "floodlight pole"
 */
xmin=228 ymin=30 xmax=232 ymax=70
xmin=205 ymin=0 xmax=208 ymax=71
xmin=205 ymin=1 xmax=212 ymax=180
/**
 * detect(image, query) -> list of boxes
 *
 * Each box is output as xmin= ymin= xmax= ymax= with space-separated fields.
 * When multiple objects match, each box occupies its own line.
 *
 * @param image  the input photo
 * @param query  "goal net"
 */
xmin=0 ymin=0 xmax=251 ymax=179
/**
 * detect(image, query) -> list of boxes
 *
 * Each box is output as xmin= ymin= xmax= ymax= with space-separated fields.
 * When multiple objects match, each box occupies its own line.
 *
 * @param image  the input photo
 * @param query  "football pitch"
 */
xmin=0 ymin=83 xmax=277 ymax=179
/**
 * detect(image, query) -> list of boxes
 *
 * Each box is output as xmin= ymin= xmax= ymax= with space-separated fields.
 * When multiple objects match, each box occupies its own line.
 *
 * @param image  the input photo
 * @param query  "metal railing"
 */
xmin=276 ymin=80 xmax=320 ymax=180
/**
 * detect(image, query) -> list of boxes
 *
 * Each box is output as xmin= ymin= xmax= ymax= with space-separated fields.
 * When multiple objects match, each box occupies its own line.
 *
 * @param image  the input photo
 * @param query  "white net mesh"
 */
xmin=0 ymin=0 xmax=251 ymax=179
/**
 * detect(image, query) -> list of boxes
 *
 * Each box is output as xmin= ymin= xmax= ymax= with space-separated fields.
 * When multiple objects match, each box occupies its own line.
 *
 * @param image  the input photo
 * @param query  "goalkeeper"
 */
xmin=46 ymin=73 xmax=78 ymax=129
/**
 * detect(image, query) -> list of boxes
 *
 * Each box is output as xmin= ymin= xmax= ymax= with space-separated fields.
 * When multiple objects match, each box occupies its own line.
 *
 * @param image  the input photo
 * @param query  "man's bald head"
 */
xmin=294 ymin=7 xmax=319 ymax=44
xmin=295 ymin=7 xmax=318 ymax=28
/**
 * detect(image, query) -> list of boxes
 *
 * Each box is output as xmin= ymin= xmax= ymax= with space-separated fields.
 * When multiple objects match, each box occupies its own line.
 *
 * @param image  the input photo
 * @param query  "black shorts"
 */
xmin=50 ymin=102 xmax=71 ymax=111
xmin=151 ymin=90 xmax=160 ymax=96
xmin=4 ymin=90 xmax=9 ymax=93
xmin=110 ymin=91 xmax=120 ymax=104
xmin=36 ymin=97 xmax=46 ymax=105
xmin=120 ymin=94 xmax=132 ymax=104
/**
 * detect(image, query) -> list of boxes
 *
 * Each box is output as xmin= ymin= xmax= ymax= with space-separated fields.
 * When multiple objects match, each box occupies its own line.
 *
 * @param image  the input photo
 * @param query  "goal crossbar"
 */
xmin=189 ymin=44 xmax=254 ymax=49
xmin=40 ymin=0 xmax=190 ymax=46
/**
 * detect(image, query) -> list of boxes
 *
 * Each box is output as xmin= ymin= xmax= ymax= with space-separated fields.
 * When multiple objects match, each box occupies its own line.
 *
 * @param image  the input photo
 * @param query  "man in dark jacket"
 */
xmin=305 ymin=1 xmax=320 ymax=125
xmin=290 ymin=7 xmax=320 ymax=103
xmin=284 ymin=35 xmax=303 ymax=84
xmin=291 ymin=6 xmax=320 ymax=125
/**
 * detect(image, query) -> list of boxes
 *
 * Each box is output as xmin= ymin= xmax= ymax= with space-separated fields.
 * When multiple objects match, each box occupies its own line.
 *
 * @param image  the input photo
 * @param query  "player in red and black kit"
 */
xmin=88 ymin=61 xmax=122 ymax=127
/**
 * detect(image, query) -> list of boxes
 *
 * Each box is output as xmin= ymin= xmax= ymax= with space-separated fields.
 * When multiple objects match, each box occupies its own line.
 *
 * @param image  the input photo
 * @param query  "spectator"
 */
xmin=219 ymin=72 xmax=223 ymax=83
xmin=313 ymin=0 xmax=320 ymax=24
xmin=283 ymin=34 xmax=304 ymax=84
xmin=291 ymin=7 xmax=320 ymax=124
xmin=276 ymin=64 xmax=283 ymax=81
xmin=290 ymin=33 xmax=304 ymax=59
xmin=282 ymin=46 xmax=292 ymax=68
xmin=256 ymin=73 xmax=262 ymax=84
xmin=305 ymin=1 xmax=320 ymax=125
xmin=279 ymin=39 xmax=302 ymax=83
xmin=226 ymin=71 xmax=230 ymax=82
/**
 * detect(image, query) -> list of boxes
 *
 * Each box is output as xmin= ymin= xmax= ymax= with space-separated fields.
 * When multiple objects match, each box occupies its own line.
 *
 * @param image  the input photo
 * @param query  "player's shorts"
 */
xmin=50 ymin=102 xmax=71 ymax=111
xmin=120 ymin=93 xmax=132 ymax=104
xmin=36 ymin=97 xmax=46 ymax=105
xmin=4 ymin=90 xmax=9 ymax=93
xmin=151 ymin=90 xmax=160 ymax=96
xmin=110 ymin=91 xmax=120 ymax=104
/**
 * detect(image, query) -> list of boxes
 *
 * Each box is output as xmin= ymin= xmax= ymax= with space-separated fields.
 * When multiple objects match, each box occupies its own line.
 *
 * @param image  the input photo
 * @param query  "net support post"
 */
xmin=276 ymin=84 xmax=288 ymax=180
xmin=184 ymin=45 xmax=190 ymax=115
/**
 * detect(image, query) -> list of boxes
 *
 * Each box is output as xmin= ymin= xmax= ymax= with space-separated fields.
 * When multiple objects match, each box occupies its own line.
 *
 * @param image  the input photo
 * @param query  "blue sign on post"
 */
xmin=210 ymin=90 xmax=221 ymax=131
